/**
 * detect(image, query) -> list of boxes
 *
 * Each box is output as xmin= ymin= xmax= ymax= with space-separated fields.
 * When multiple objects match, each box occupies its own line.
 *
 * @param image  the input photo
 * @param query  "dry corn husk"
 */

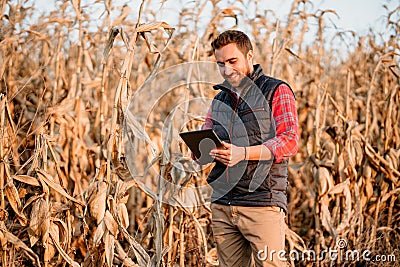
xmin=93 ymin=220 xmax=106 ymax=246
xmin=87 ymin=181 xmax=108 ymax=224
xmin=104 ymin=210 xmax=119 ymax=237
xmin=12 ymin=175 xmax=41 ymax=186
xmin=316 ymin=166 xmax=334 ymax=197
xmin=104 ymin=231 xmax=115 ymax=267
xmin=44 ymin=221 xmax=60 ymax=263
xmin=117 ymin=202 xmax=129 ymax=229
xmin=4 ymin=179 xmax=29 ymax=226
xmin=28 ymin=197 xmax=50 ymax=246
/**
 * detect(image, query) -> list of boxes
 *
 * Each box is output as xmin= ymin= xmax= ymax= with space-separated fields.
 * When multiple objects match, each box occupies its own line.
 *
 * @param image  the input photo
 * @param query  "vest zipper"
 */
xmin=227 ymin=93 xmax=240 ymax=205
xmin=241 ymin=107 xmax=265 ymax=116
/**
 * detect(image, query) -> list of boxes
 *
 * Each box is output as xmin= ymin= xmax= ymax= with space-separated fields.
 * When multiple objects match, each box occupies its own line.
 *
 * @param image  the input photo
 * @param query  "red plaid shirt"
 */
xmin=203 ymin=84 xmax=298 ymax=163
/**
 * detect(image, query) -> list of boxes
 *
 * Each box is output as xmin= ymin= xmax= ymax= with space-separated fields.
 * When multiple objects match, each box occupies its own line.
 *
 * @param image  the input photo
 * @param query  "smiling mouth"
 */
xmin=225 ymin=73 xmax=240 ymax=81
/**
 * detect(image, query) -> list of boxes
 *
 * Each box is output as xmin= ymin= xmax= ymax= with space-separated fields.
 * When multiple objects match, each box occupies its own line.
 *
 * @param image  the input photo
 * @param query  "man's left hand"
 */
xmin=210 ymin=142 xmax=245 ymax=167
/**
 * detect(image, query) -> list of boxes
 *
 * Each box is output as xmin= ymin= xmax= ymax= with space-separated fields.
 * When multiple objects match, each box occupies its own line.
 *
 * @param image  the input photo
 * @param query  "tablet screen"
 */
xmin=179 ymin=129 xmax=224 ymax=164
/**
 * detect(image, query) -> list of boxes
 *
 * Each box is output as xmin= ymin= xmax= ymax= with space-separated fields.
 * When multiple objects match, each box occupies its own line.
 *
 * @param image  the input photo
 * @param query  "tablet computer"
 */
xmin=179 ymin=129 xmax=224 ymax=164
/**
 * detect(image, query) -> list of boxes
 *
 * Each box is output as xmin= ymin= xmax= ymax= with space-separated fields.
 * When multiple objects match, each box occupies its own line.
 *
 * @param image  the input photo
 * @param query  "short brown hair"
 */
xmin=211 ymin=30 xmax=253 ymax=55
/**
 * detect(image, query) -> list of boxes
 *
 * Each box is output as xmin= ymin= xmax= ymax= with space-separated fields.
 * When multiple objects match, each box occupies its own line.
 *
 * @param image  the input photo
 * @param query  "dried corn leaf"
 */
xmin=71 ymin=0 xmax=81 ymax=19
xmin=388 ymin=148 xmax=399 ymax=169
xmin=12 ymin=175 xmax=40 ymax=186
xmin=123 ymin=178 xmax=158 ymax=201
xmin=45 ymin=221 xmax=60 ymax=263
xmin=88 ymin=181 xmax=107 ymax=224
xmin=316 ymin=166 xmax=334 ymax=197
xmin=83 ymin=50 xmax=94 ymax=73
xmin=118 ymin=221 xmax=150 ymax=267
xmin=115 ymin=240 xmax=138 ymax=267
xmin=93 ymin=220 xmax=106 ymax=246
xmin=0 ymin=230 xmax=6 ymax=248
xmin=117 ymin=203 xmax=129 ymax=229
xmin=285 ymin=47 xmax=301 ymax=60
xmin=52 ymin=218 xmax=69 ymax=246
xmin=352 ymin=138 xmax=363 ymax=166
xmin=125 ymin=110 xmax=158 ymax=157
xmin=170 ymin=161 xmax=187 ymax=185
xmin=330 ymin=180 xmax=352 ymax=234
xmin=365 ymin=176 xmax=374 ymax=199
xmin=140 ymin=32 xmax=159 ymax=54
xmin=0 ymin=226 xmax=41 ymax=266
xmin=285 ymin=225 xmax=307 ymax=251
xmin=4 ymin=180 xmax=28 ymax=226
xmin=385 ymin=154 xmax=395 ymax=170
xmin=102 ymin=26 xmax=120 ymax=63
xmin=36 ymin=169 xmax=85 ymax=206
xmin=104 ymin=232 xmax=115 ymax=267
xmin=174 ymin=185 xmax=202 ymax=214
xmin=49 ymin=230 xmax=80 ymax=267
xmin=381 ymin=188 xmax=400 ymax=203
xmin=104 ymin=210 xmax=118 ymax=237
xmin=38 ymin=172 xmax=50 ymax=196
xmin=119 ymin=191 xmax=129 ymax=204
xmin=22 ymin=193 xmax=44 ymax=213
xmin=28 ymin=197 xmax=50 ymax=246
xmin=320 ymin=196 xmax=336 ymax=237
xmin=135 ymin=21 xmax=174 ymax=33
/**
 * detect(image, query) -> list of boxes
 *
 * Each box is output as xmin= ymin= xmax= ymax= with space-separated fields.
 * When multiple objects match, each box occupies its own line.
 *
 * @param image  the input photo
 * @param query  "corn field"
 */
xmin=0 ymin=0 xmax=399 ymax=266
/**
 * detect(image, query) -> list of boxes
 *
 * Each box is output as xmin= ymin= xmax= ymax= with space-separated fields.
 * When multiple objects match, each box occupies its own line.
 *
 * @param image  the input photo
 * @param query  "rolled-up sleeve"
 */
xmin=263 ymin=84 xmax=299 ymax=163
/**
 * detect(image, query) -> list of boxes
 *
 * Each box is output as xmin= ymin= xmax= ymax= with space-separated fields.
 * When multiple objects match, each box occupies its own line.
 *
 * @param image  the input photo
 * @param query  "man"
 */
xmin=203 ymin=30 xmax=298 ymax=267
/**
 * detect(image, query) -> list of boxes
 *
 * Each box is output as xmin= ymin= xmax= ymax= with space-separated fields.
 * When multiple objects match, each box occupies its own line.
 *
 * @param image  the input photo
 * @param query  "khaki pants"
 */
xmin=211 ymin=203 xmax=286 ymax=267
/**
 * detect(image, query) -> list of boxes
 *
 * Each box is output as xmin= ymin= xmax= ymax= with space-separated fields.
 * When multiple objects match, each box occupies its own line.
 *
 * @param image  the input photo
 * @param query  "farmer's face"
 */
xmin=215 ymin=43 xmax=253 ymax=88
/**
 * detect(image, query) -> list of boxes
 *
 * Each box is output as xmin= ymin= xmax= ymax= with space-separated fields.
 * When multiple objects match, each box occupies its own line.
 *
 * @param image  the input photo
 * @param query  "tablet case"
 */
xmin=179 ymin=129 xmax=224 ymax=164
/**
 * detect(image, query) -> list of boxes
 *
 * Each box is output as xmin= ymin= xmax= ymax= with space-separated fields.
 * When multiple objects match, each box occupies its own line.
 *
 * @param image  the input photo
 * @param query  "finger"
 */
xmin=211 ymin=148 xmax=228 ymax=155
xmin=221 ymin=148 xmax=232 ymax=155
xmin=210 ymin=150 xmax=221 ymax=156
xmin=216 ymin=155 xmax=228 ymax=162
xmin=217 ymin=156 xmax=229 ymax=164
xmin=221 ymin=153 xmax=231 ymax=160
xmin=221 ymin=141 xmax=231 ymax=149
xmin=212 ymin=151 xmax=229 ymax=158
xmin=217 ymin=158 xmax=227 ymax=164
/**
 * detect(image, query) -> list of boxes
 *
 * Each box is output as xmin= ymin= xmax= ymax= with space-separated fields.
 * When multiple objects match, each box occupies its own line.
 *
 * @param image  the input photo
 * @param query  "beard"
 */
xmin=224 ymin=61 xmax=252 ymax=88
xmin=224 ymin=71 xmax=243 ymax=88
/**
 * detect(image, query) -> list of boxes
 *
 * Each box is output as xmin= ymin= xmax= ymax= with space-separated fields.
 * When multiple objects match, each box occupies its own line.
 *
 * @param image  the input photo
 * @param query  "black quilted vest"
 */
xmin=207 ymin=64 xmax=294 ymax=211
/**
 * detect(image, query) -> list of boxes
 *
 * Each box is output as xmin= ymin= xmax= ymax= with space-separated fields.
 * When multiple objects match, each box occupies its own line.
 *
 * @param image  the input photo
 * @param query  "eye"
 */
xmin=217 ymin=62 xmax=225 ymax=67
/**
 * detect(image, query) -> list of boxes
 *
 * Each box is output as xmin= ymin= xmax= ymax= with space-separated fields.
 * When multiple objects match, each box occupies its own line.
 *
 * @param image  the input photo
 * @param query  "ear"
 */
xmin=247 ymin=50 xmax=254 ymax=61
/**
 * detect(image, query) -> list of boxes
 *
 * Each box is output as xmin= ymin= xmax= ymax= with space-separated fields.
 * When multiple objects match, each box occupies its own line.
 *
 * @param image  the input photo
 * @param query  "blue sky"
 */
xmin=34 ymin=0 xmax=395 ymax=36
xmin=259 ymin=0 xmax=393 ymax=35
xmin=153 ymin=0 xmax=396 ymax=36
